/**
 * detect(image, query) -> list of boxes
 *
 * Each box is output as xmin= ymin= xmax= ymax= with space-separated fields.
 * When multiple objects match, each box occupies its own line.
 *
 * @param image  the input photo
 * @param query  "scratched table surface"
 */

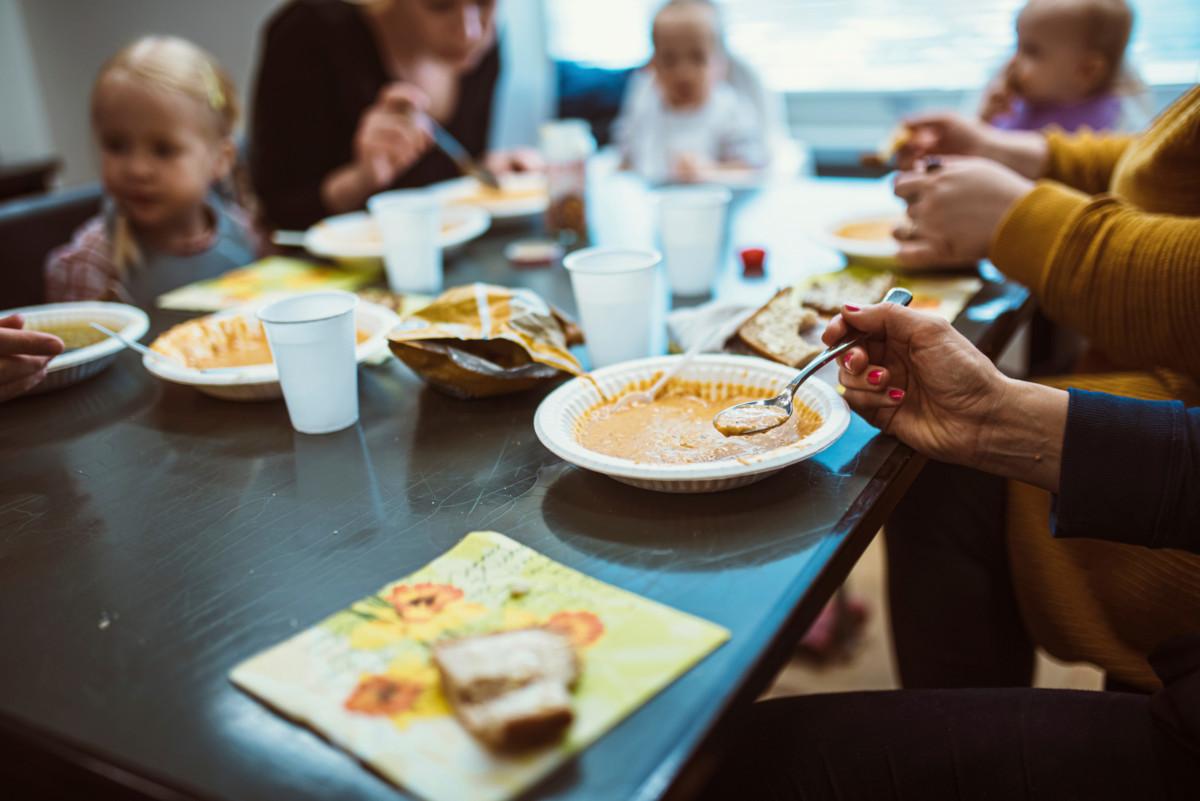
xmin=0 ymin=176 xmax=1029 ymax=801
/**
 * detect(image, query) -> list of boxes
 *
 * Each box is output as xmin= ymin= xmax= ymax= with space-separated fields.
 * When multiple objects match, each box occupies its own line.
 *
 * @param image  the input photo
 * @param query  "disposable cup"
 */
xmin=655 ymin=186 xmax=732 ymax=296
xmin=367 ymin=189 xmax=442 ymax=293
xmin=258 ymin=291 xmax=359 ymax=435
xmin=563 ymin=247 xmax=662 ymax=368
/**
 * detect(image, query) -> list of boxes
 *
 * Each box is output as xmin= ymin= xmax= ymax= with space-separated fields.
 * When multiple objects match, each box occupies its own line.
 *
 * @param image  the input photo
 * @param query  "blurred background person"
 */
xmin=44 ymin=36 xmax=257 ymax=308
xmin=613 ymin=0 xmax=771 ymax=183
xmin=250 ymin=0 xmax=539 ymax=232
xmin=980 ymin=0 xmax=1143 ymax=132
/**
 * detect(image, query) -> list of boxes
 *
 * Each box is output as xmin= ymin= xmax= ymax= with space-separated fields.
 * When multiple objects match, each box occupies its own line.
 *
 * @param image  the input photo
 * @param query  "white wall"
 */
xmin=14 ymin=0 xmax=551 ymax=188
xmin=0 ymin=0 xmax=53 ymax=165
xmin=17 ymin=0 xmax=281 ymax=186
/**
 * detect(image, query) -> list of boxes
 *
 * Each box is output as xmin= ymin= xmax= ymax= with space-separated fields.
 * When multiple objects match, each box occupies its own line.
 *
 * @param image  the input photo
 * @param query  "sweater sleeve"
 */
xmin=1055 ymin=389 xmax=1200 ymax=553
xmin=249 ymin=5 xmax=340 ymax=230
xmin=1042 ymin=130 xmax=1136 ymax=195
xmin=990 ymin=185 xmax=1200 ymax=379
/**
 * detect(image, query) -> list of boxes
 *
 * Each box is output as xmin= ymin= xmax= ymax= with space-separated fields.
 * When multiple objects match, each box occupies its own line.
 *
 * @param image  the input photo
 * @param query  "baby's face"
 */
xmin=651 ymin=8 xmax=724 ymax=111
xmin=1009 ymin=1 xmax=1106 ymax=105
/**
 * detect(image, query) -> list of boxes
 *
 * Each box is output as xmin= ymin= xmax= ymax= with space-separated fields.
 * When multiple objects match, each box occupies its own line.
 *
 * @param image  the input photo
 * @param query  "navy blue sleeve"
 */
xmin=1055 ymin=389 xmax=1200 ymax=554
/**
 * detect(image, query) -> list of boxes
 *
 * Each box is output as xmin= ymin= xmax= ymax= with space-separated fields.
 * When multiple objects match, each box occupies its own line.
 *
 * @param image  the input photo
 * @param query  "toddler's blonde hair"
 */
xmin=1075 ymin=0 xmax=1134 ymax=92
xmin=92 ymin=36 xmax=239 ymax=272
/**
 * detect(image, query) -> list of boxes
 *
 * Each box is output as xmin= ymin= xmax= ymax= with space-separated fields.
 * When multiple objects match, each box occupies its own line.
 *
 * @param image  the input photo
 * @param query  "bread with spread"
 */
xmin=433 ymin=627 xmax=579 ymax=751
xmin=737 ymin=271 xmax=894 ymax=367
xmin=736 ymin=288 xmax=824 ymax=368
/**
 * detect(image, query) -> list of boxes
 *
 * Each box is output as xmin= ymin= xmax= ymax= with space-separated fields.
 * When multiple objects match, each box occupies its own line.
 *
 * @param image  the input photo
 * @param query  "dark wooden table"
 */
xmin=0 ymin=177 xmax=1029 ymax=801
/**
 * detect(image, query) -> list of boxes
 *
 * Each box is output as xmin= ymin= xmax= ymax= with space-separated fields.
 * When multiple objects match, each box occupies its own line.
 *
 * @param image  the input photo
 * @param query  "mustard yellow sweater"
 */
xmin=988 ymin=86 xmax=1200 ymax=689
xmin=991 ymin=85 xmax=1200 ymax=398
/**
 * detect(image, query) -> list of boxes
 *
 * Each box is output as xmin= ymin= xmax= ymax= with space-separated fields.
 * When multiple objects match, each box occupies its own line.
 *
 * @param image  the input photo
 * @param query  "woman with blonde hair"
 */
xmin=45 ymin=36 xmax=258 ymax=307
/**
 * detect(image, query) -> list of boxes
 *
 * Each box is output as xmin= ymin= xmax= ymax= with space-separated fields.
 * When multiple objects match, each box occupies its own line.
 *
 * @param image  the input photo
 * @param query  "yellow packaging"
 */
xmin=388 ymin=283 xmax=584 ymax=398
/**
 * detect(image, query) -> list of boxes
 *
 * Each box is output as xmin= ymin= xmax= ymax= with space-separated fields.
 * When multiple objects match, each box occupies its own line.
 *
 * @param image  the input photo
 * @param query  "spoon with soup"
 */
xmin=714 ymin=287 xmax=913 ymax=437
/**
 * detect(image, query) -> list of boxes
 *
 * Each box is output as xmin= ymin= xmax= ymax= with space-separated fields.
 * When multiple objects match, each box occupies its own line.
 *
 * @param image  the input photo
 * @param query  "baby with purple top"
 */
xmin=980 ymin=0 xmax=1137 ymax=133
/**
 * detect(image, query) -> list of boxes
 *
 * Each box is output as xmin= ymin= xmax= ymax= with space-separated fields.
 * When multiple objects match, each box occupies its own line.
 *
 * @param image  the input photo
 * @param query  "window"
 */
xmin=545 ymin=0 xmax=1200 ymax=92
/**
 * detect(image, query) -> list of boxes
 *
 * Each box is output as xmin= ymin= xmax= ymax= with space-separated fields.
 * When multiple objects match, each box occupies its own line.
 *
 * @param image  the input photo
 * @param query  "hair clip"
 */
xmin=199 ymin=61 xmax=226 ymax=111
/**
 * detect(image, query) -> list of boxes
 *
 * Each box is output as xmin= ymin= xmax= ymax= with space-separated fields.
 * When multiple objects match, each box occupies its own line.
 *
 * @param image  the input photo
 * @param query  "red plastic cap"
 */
xmin=740 ymin=247 xmax=766 ymax=276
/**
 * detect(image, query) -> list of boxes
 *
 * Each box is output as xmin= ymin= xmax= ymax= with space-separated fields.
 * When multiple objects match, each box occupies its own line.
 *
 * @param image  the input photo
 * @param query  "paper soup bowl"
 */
xmin=533 ymin=354 xmax=851 ymax=493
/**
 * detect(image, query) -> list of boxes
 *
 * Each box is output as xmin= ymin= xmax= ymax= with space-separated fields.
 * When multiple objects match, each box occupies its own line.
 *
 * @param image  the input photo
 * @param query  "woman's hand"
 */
xmin=0 ymin=314 xmax=64 ymax=402
xmin=354 ymin=83 xmax=434 ymax=190
xmin=825 ymin=302 xmax=1007 ymax=464
xmin=484 ymin=148 xmax=544 ymax=175
xmin=892 ymin=156 xmax=1034 ymax=268
xmin=825 ymin=302 xmax=1067 ymax=492
xmin=897 ymin=111 xmax=1049 ymax=178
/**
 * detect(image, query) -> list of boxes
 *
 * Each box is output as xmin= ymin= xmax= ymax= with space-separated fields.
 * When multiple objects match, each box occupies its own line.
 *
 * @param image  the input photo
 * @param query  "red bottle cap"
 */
xmin=740 ymin=247 xmax=766 ymax=277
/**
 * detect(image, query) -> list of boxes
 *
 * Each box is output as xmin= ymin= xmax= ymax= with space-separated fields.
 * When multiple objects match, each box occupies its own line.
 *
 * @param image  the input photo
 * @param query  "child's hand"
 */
xmin=978 ymin=59 xmax=1020 ymax=123
xmin=354 ymin=83 xmax=434 ymax=189
xmin=0 ymin=315 xmax=63 ymax=403
xmin=979 ymin=75 xmax=1015 ymax=123
xmin=670 ymin=152 xmax=711 ymax=183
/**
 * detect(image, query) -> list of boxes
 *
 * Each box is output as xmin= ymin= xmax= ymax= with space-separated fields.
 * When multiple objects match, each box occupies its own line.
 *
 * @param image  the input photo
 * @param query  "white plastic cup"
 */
xmin=563 ymin=247 xmax=662 ymax=368
xmin=367 ymin=189 xmax=442 ymax=293
xmin=258 ymin=291 xmax=360 ymax=435
xmin=655 ymin=186 xmax=732 ymax=296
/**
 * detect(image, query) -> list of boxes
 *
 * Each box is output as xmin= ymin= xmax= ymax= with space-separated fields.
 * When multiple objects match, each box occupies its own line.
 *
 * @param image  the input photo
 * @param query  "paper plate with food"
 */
xmin=142 ymin=298 xmax=400 ymax=401
xmin=813 ymin=209 xmax=907 ymax=269
xmin=304 ymin=203 xmax=491 ymax=261
xmin=535 ymin=353 xmax=850 ymax=493
xmin=433 ymin=172 xmax=548 ymax=219
xmin=1 ymin=301 xmax=149 ymax=395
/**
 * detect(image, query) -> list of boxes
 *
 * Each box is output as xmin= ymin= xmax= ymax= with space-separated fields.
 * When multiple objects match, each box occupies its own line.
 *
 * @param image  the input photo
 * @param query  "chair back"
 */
xmin=0 ymin=184 xmax=102 ymax=309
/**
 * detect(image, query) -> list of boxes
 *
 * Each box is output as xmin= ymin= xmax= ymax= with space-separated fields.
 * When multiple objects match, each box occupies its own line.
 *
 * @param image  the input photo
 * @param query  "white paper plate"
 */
xmin=534 ymin=354 xmax=850 ymax=493
xmin=814 ymin=211 xmax=904 ymax=269
xmin=305 ymin=204 xmax=491 ymax=261
xmin=142 ymin=299 xmax=400 ymax=401
xmin=432 ymin=173 xmax=549 ymax=219
xmin=1 ymin=301 xmax=149 ymax=395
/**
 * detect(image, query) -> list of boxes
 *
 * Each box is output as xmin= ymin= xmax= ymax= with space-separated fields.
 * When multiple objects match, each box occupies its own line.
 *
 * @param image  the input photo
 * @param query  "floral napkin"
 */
xmin=230 ymin=531 xmax=729 ymax=801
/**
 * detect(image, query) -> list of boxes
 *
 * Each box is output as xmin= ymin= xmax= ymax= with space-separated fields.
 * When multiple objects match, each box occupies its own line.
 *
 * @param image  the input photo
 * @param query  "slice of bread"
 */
xmin=737 ymin=288 xmax=823 ymax=368
xmin=434 ymin=628 xmax=579 ymax=751
xmin=797 ymin=271 xmax=894 ymax=316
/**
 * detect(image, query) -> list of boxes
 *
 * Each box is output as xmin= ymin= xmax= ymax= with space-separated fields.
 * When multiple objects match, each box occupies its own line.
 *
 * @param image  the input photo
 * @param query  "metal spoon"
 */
xmin=713 ymin=287 xmax=914 ymax=437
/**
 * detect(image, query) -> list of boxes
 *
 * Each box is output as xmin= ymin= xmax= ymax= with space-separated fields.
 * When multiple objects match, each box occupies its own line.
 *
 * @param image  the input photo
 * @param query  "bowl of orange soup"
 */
xmin=819 ymin=212 xmax=904 ymax=269
xmin=533 ymin=354 xmax=850 ymax=493
xmin=143 ymin=299 xmax=400 ymax=401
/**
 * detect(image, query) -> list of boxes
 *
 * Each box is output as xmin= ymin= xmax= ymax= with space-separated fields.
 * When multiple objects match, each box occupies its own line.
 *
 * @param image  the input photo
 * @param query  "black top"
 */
xmin=249 ymin=0 xmax=501 ymax=230
xmin=1057 ymin=389 xmax=1200 ymax=553
xmin=1057 ymin=389 xmax=1200 ymax=751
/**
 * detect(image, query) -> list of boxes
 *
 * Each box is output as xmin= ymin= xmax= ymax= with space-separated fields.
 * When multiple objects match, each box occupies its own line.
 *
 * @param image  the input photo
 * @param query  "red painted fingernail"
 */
xmin=844 ymin=303 xmax=861 ymax=312
xmin=868 ymin=370 xmax=883 ymax=385
xmin=888 ymin=388 xmax=905 ymax=401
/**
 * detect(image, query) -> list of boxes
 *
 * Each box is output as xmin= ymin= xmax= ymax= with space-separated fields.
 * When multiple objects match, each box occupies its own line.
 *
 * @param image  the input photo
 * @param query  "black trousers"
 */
xmin=885 ymin=459 xmax=1036 ymax=688
xmin=699 ymin=687 xmax=1200 ymax=801
xmin=696 ymin=461 xmax=1200 ymax=799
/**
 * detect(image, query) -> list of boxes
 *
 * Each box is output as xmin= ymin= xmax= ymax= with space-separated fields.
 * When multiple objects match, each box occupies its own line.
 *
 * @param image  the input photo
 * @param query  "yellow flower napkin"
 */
xmin=230 ymin=531 xmax=729 ymax=801
xmin=156 ymin=257 xmax=383 ymax=312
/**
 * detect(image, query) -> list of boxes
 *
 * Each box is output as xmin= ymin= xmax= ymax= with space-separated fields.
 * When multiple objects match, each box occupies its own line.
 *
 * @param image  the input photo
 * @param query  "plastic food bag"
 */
xmin=388 ymin=283 xmax=584 ymax=398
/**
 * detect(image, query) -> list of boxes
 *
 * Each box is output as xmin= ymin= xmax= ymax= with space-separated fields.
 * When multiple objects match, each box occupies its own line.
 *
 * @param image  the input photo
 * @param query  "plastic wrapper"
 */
xmin=388 ymin=283 xmax=584 ymax=398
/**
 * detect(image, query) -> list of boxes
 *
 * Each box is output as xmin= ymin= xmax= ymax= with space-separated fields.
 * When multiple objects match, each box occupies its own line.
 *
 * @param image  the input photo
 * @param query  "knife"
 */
xmin=427 ymin=117 xmax=501 ymax=190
